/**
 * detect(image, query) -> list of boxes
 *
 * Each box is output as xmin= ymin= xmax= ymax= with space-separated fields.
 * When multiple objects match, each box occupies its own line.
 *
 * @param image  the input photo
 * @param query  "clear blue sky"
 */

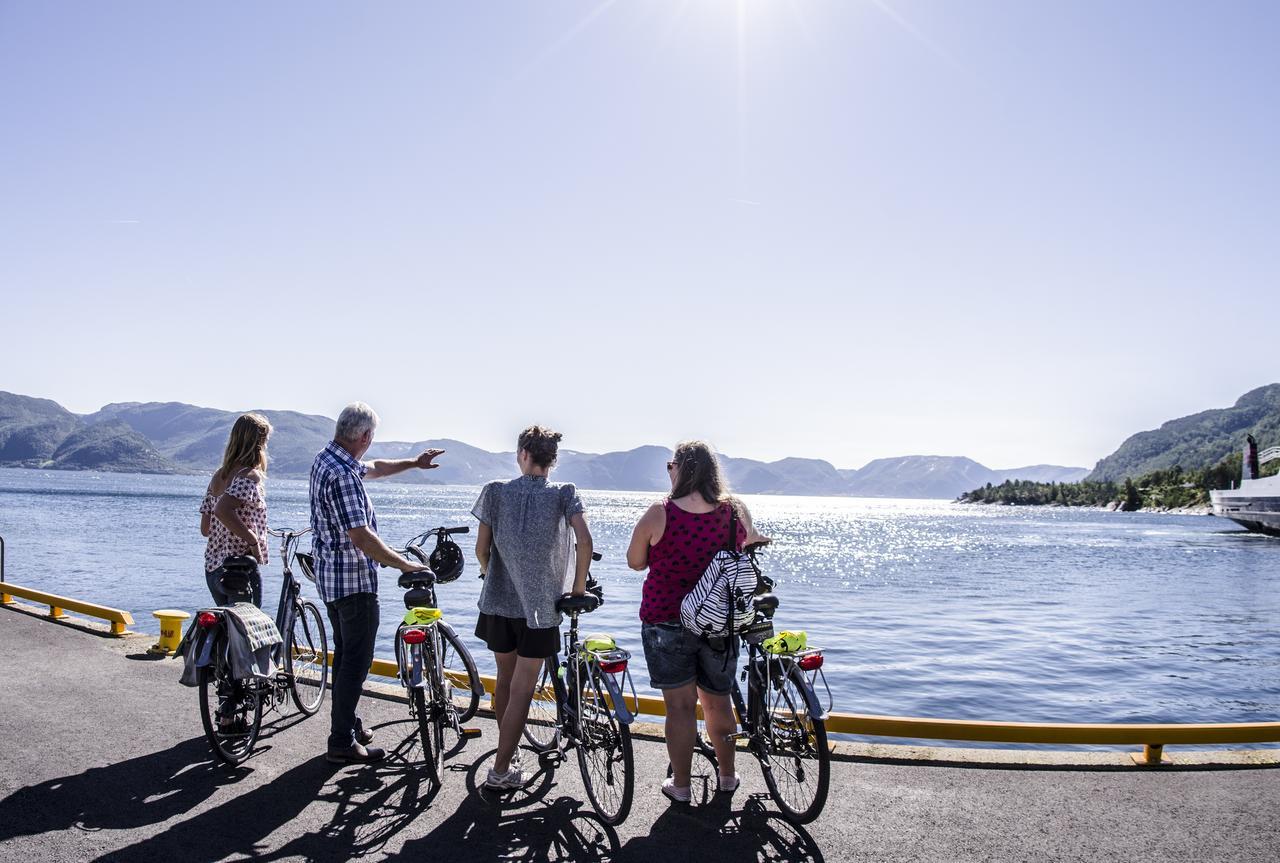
xmin=2 ymin=1 xmax=1277 ymax=470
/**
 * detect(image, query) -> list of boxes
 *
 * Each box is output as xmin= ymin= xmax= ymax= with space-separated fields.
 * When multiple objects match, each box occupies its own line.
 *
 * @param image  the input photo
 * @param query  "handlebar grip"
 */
xmin=446 ymin=526 xmax=470 ymax=535
xmin=591 ymin=552 xmax=602 ymax=562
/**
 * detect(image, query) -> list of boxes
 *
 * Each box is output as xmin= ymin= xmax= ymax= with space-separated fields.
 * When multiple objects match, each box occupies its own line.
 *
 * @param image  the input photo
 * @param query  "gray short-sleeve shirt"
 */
xmin=472 ymin=475 xmax=585 ymax=629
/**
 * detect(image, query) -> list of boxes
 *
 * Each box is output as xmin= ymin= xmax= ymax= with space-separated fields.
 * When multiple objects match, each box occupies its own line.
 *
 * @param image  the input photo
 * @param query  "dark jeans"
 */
xmin=326 ymin=592 xmax=379 ymax=750
xmin=205 ymin=567 xmax=263 ymax=608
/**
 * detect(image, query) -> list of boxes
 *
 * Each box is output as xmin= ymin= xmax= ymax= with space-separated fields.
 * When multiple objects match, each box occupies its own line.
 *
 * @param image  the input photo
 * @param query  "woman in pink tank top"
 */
xmin=626 ymin=440 xmax=768 ymax=805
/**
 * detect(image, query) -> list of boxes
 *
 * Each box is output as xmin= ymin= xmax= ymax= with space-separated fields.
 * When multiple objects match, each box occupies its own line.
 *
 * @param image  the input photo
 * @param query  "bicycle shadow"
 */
xmin=0 ymin=737 xmax=243 ymax=843
xmin=387 ymin=792 xmax=621 ymax=862
xmin=615 ymin=794 xmax=825 ymax=863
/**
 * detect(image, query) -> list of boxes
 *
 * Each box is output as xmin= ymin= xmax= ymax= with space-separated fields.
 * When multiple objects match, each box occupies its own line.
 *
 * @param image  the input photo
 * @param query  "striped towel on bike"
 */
xmin=224 ymin=603 xmax=282 ymax=652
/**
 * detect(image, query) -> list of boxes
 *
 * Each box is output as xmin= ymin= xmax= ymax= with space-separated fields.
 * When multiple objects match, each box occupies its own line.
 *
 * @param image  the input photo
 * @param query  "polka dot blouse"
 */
xmin=200 ymin=471 xmax=269 ymax=573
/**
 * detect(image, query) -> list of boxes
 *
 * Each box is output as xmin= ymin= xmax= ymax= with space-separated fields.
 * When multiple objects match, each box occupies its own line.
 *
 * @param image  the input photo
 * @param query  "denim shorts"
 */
xmin=641 ymin=621 xmax=739 ymax=696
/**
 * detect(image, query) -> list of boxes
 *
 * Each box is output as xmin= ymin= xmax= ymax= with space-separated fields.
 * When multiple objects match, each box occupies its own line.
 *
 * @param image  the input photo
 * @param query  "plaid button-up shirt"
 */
xmin=309 ymin=441 xmax=378 ymax=603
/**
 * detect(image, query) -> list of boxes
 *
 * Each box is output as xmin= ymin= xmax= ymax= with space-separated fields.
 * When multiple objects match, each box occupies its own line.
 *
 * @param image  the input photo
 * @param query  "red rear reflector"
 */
xmin=401 ymin=629 xmax=427 ymax=645
xmin=599 ymin=660 xmax=628 ymax=674
xmin=798 ymin=654 xmax=824 ymax=671
xmin=197 ymin=612 xmax=219 ymax=629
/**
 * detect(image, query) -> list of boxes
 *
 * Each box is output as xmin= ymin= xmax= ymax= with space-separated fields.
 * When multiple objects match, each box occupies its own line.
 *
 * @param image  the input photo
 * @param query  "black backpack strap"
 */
xmin=726 ymin=502 xmax=738 ymax=552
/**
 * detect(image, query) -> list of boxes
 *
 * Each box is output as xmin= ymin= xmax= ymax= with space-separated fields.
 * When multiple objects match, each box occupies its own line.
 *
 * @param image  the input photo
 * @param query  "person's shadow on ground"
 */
xmin=0 ymin=737 xmax=243 ymax=843
xmin=90 ymin=718 xmax=446 ymax=862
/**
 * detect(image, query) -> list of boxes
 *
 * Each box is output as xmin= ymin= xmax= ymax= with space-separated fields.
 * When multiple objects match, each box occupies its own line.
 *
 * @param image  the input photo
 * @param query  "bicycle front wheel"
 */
xmin=286 ymin=600 xmax=329 ymax=716
xmin=760 ymin=663 xmax=830 ymax=824
xmin=576 ymin=664 xmax=634 ymax=826
xmin=199 ymin=660 xmax=262 ymax=765
xmin=438 ymin=622 xmax=481 ymax=724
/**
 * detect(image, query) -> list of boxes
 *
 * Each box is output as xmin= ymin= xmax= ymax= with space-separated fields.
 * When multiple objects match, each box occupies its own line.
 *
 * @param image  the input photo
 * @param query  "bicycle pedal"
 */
xmin=460 ymin=727 xmax=482 ymax=739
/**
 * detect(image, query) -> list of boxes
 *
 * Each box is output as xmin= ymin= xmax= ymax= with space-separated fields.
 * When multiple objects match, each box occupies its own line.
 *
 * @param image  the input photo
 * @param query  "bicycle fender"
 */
xmin=403 ymin=647 xmax=427 ymax=689
xmin=599 ymin=671 xmax=634 ymax=725
xmin=438 ymin=621 xmax=486 ymax=696
xmin=791 ymin=667 xmax=829 ymax=721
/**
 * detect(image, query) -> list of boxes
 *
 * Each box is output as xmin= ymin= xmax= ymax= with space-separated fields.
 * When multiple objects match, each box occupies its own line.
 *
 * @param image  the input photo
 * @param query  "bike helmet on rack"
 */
xmin=428 ymin=537 xmax=465 ymax=583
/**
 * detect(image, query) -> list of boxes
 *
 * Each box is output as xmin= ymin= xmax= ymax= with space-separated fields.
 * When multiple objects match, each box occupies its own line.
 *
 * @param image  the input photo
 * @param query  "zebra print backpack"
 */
xmin=679 ymin=504 xmax=760 ymax=643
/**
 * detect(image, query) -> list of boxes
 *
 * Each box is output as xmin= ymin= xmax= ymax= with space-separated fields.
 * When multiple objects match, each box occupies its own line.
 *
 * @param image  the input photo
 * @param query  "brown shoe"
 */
xmin=326 ymin=743 xmax=386 ymax=765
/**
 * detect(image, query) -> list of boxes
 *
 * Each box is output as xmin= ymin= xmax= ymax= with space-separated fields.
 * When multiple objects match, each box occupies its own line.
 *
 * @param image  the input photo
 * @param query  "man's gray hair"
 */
xmin=335 ymin=402 xmax=379 ymax=443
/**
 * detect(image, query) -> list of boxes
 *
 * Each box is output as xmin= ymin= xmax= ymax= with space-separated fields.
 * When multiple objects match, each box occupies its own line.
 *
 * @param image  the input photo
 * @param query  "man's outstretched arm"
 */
xmin=365 ymin=448 xmax=445 ymax=480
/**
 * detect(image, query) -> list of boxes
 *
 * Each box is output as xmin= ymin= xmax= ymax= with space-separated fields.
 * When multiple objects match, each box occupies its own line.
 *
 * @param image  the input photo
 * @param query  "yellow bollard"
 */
xmin=149 ymin=609 xmax=191 ymax=655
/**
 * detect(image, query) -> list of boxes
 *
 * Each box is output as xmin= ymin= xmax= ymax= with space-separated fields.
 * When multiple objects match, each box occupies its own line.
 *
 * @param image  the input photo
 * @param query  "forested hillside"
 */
xmin=1088 ymin=384 xmax=1280 ymax=482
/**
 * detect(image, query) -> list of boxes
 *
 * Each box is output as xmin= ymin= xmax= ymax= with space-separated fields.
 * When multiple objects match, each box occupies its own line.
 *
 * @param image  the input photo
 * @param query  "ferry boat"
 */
xmin=1209 ymin=435 xmax=1280 ymax=535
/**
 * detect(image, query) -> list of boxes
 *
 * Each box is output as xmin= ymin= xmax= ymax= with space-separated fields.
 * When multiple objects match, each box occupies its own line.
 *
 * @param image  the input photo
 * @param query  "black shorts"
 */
xmin=475 ymin=612 xmax=560 ymax=659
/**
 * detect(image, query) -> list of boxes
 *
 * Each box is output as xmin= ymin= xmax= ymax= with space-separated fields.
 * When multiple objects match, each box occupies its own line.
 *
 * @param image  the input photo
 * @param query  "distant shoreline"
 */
xmin=960 ymin=498 xmax=1213 ymax=516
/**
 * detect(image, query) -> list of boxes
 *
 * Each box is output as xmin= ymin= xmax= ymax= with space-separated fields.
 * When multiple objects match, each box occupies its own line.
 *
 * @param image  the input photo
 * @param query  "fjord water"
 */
xmin=2 ymin=468 xmax=1277 ymax=744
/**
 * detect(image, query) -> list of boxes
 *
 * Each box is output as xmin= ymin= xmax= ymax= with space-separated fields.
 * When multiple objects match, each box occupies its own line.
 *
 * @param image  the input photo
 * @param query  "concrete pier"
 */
xmin=0 ymin=608 xmax=1277 ymax=862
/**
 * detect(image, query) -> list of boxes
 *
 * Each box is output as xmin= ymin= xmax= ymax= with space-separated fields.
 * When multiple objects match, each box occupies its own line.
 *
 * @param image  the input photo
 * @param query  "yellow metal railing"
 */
xmin=0 ymin=580 xmax=134 ymax=636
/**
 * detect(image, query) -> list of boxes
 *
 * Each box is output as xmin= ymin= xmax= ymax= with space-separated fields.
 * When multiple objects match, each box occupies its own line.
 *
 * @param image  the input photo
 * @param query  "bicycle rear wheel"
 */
xmin=523 ymin=658 xmax=561 ymax=752
xmin=759 ymin=663 xmax=830 ymax=824
xmin=575 ymin=664 xmax=634 ymax=826
xmin=199 ymin=660 xmax=262 ymax=765
xmin=438 ymin=622 xmax=481 ymax=724
xmin=287 ymin=600 xmax=329 ymax=716
xmin=411 ymin=685 xmax=443 ymax=785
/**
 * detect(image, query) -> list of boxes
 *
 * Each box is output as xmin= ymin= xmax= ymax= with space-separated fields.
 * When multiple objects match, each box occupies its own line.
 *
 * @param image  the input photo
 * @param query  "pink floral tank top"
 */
xmin=639 ymin=500 xmax=746 ymax=624
xmin=200 ymin=471 xmax=269 ymax=573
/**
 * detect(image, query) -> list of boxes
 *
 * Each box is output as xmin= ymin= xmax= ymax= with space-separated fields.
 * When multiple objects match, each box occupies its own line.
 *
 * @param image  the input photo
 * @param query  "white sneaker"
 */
xmin=718 ymin=774 xmax=740 ymax=793
xmin=661 ymin=777 xmax=691 ymax=803
xmin=484 ymin=766 xmax=526 ymax=790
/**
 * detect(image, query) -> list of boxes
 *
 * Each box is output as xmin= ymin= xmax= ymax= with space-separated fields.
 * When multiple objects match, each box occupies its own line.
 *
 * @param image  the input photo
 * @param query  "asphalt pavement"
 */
xmin=0 ymin=607 xmax=1277 ymax=862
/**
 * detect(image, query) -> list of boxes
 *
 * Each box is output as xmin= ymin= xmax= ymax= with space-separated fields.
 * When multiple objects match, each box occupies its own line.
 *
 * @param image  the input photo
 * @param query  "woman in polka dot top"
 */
xmin=199 ymin=413 xmax=272 ymax=607
xmin=627 ymin=440 xmax=769 ymax=804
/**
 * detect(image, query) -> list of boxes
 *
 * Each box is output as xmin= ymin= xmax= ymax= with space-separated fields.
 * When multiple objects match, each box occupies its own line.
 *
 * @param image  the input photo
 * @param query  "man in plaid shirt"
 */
xmin=310 ymin=401 xmax=444 ymax=764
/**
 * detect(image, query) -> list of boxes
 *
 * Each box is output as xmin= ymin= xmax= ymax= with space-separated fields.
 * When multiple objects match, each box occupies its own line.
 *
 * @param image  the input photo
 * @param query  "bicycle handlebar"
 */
xmin=403 ymin=525 xmax=471 ymax=548
xmin=267 ymin=527 xmax=312 ymax=539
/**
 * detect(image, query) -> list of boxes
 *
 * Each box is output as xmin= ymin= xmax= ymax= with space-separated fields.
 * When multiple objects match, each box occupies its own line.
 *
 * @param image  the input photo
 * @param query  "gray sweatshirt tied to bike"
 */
xmin=472 ymin=475 xmax=584 ymax=629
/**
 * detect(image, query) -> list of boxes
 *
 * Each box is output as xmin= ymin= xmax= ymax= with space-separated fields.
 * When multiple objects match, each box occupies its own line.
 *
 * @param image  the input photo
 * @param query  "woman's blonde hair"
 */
xmin=218 ymin=413 xmax=272 ymax=481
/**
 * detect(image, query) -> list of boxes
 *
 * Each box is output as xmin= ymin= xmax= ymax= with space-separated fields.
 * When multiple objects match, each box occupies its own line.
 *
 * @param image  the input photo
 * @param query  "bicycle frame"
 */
xmin=542 ymin=606 xmax=637 ymax=743
xmin=731 ymin=643 xmax=829 ymax=743
xmin=268 ymin=528 xmax=316 ymax=668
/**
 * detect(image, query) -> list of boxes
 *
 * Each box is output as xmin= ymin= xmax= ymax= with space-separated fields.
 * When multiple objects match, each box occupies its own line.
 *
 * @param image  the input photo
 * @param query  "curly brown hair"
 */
xmin=518 ymin=425 xmax=563 ymax=469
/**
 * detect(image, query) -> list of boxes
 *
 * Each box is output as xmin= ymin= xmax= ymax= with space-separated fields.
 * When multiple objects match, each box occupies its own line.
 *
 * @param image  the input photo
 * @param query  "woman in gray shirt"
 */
xmin=473 ymin=425 xmax=592 ymax=791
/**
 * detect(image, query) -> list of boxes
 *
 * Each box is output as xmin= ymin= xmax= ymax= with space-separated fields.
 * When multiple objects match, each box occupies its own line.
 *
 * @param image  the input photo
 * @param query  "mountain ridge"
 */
xmin=0 ymin=392 xmax=1087 ymax=498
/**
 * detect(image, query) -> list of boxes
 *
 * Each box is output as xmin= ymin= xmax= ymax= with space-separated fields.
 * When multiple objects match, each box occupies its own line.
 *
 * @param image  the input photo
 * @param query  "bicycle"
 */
xmin=393 ymin=525 xmax=484 ymax=784
xmin=689 ymin=542 xmax=832 ymax=824
xmin=193 ymin=527 xmax=330 ymax=765
xmin=522 ymin=555 xmax=637 ymax=826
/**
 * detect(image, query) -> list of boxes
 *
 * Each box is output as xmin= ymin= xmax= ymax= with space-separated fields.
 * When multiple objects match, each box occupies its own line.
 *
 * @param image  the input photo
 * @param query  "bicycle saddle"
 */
xmin=557 ymin=593 xmax=601 ymax=614
xmin=217 ymin=556 xmax=258 ymax=597
xmin=398 ymin=570 xmax=435 ymax=589
xmin=222 ymin=555 xmax=258 ymax=574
